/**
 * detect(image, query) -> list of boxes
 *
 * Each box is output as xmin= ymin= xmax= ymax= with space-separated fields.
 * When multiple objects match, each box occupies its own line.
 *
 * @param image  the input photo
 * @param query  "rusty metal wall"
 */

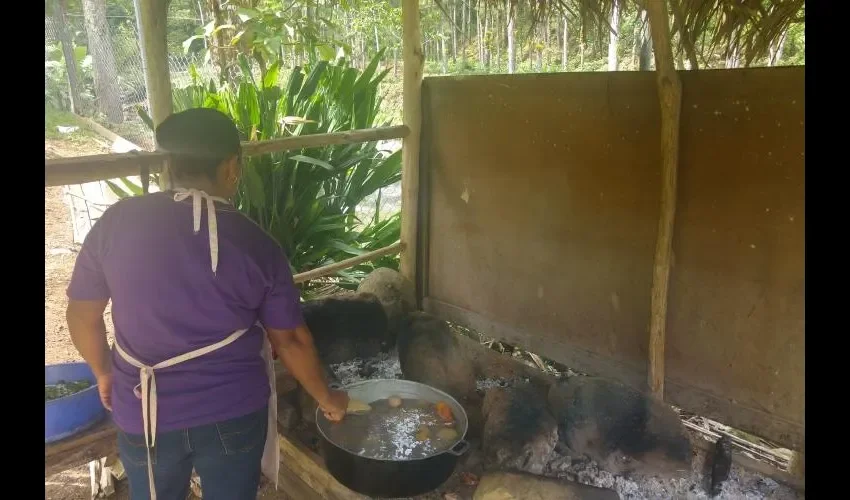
xmin=419 ymin=67 xmax=804 ymax=449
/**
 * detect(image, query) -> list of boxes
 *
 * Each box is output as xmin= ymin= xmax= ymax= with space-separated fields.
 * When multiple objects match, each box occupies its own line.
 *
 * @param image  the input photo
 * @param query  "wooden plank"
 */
xmin=278 ymin=460 xmax=326 ymax=500
xmin=399 ymin=0 xmax=424 ymax=288
xmin=76 ymin=115 xmax=143 ymax=151
xmin=645 ymin=0 xmax=683 ymax=399
xmin=277 ymin=432 xmax=367 ymax=500
xmin=425 ymin=298 xmax=804 ymax=450
xmin=45 ymin=151 xmax=166 ymax=187
xmin=293 ymin=242 xmax=405 ymax=284
xmin=45 ymin=126 xmax=411 ymax=187
xmin=45 ymin=419 xmax=117 ymax=477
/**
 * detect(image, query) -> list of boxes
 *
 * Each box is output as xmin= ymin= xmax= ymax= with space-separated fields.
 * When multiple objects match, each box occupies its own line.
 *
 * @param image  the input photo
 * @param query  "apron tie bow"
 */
xmin=172 ymin=188 xmax=229 ymax=275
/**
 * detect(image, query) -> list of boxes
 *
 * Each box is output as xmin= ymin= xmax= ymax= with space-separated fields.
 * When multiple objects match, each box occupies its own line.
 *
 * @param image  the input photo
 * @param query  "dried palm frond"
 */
xmin=672 ymin=0 xmax=805 ymax=66
xmin=431 ymin=0 xmax=804 ymax=68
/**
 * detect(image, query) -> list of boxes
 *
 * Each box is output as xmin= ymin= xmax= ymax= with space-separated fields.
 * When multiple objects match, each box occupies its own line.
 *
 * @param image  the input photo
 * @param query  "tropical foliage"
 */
xmin=108 ymin=52 xmax=401 ymax=293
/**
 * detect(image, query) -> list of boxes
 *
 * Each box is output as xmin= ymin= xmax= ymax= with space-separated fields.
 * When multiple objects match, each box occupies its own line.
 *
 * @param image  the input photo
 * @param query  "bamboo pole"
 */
xmin=400 ymin=0 xmax=424 ymax=287
xmin=645 ymin=0 xmax=683 ymax=399
xmin=293 ymin=242 xmax=405 ymax=284
xmin=45 ymin=126 xmax=410 ymax=187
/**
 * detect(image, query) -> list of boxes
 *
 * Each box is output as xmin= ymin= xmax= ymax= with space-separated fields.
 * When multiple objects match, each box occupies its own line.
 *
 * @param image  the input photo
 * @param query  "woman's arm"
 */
xmin=267 ymin=325 xmax=329 ymax=404
xmin=67 ymin=299 xmax=113 ymax=410
xmin=66 ymin=299 xmax=111 ymax=378
xmin=266 ymin=325 xmax=348 ymax=420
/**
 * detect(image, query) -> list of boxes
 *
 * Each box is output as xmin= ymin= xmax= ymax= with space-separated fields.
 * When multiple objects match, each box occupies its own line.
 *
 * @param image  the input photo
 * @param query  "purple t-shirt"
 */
xmin=67 ymin=192 xmax=303 ymax=434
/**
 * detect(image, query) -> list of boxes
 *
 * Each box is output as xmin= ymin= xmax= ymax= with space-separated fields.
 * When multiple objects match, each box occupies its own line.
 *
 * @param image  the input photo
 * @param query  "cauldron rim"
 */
xmin=315 ymin=378 xmax=469 ymax=462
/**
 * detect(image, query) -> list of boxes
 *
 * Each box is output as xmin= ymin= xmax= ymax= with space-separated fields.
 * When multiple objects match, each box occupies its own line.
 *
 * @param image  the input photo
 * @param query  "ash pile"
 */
xmin=279 ymin=268 xmax=803 ymax=500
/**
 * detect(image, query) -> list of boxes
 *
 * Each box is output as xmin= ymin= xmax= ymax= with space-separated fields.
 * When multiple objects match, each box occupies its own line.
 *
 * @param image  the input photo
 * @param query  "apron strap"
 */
xmin=114 ymin=326 xmax=251 ymax=500
xmin=172 ymin=188 xmax=229 ymax=275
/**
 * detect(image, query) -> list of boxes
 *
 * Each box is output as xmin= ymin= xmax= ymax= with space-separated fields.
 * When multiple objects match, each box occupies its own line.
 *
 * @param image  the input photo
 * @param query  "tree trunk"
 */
xmin=375 ymin=25 xmax=380 ymax=52
xmin=461 ymin=0 xmax=468 ymax=68
xmin=579 ymin=22 xmax=585 ymax=70
xmin=53 ymin=0 xmax=83 ymax=114
xmin=441 ymin=35 xmax=448 ymax=73
xmin=483 ymin=3 xmax=490 ymax=70
xmin=452 ymin=0 xmax=458 ymax=63
xmin=544 ymin=14 xmax=550 ymax=68
xmin=639 ymin=10 xmax=652 ymax=71
xmin=562 ymin=16 xmax=568 ymax=70
xmin=607 ymin=0 xmax=620 ymax=71
xmin=81 ymin=0 xmax=124 ymax=123
xmin=535 ymin=20 xmax=543 ymax=71
xmin=494 ymin=7 xmax=501 ymax=72
xmin=206 ymin=0 xmax=234 ymax=82
xmin=506 ymin=1 xmax=516 ymax=74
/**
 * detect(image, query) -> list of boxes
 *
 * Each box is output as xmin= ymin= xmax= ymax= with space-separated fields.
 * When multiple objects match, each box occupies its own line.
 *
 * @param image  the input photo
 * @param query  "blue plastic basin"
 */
xmin=45 ymin=362 xmax=107 ymax=444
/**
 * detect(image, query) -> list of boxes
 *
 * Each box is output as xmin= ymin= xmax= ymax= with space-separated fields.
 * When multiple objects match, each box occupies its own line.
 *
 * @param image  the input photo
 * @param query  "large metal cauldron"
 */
xmin=316 ymin=379 xmax=470 ymax=498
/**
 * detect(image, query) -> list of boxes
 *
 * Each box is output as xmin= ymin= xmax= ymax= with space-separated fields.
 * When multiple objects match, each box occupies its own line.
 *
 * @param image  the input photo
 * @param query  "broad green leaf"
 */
xmin=183 ymin=35 xmax=204 ymax=54
xmin=236 ymin=7 xmax=261 ymax=22
xmin=242 ymin=167 xmax=266 ymax=209
xmin=263 ymin=60 xmax=281 ymax=89
xmin=316 ymin=44 xmax=336 ymax=61
xmin=290 ymin=154 xmax=335 ymax=171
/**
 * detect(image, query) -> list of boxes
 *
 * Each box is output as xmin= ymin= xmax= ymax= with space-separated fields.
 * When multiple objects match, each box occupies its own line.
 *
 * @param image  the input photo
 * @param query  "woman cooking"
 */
xmin=65 ymin=108 xmax=349 ymax=500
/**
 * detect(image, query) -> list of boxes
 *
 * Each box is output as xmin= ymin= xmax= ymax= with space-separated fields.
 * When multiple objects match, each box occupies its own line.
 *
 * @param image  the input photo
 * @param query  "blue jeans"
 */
xmin=117 ymin=406 xmax=268 ymax=500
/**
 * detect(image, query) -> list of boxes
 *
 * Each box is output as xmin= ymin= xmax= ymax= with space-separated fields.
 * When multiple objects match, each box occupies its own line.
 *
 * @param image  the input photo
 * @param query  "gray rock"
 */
xmin=301 ymin=292 xmax=389 ymax=364
xmin=482 ymin=385 xmax=558 ymax=475
xmin=277 ymin=398 xmax=300 ymax=431
xmin=548 ymin=376 xmax=692 ymax=478
xmin=357 ymin=268 xmax=416 ymax=340
xmin=397 ymin=312 xmax=477 ymax=402
xmin=473 ymin=471 xmax=620 ymax=500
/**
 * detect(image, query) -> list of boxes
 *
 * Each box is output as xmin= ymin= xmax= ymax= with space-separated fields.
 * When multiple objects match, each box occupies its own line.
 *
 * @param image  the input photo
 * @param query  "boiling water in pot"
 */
xmin=324 ymin=398 xmax=460 ymax=461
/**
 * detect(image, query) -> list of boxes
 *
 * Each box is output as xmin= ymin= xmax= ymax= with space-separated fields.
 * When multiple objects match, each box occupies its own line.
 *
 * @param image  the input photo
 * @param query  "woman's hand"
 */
xmin=320 ymin=389 xmax=349 ymax=422
xmin=96 ymin=373 xmax=113 ymax=411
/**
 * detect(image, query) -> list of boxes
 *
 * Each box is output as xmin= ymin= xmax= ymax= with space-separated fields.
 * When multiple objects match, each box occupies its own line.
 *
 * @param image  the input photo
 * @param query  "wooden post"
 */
xmin=400 ymin=0 xmax=424 ymax=287
xmin=645 ymin=0 xmax=683 ymax=399
xmin=133 ymin=0 xmax=173 ymax=188
xmin=133 ymin=0 xmax=172 ymax=127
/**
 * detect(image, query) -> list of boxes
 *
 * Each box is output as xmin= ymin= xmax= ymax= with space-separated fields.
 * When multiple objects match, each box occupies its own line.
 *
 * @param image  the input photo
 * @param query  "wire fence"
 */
xmin=45 ymin=13 xmax=218 ymax=241
xmin=45 ymin=14 xmax=216 ymax=149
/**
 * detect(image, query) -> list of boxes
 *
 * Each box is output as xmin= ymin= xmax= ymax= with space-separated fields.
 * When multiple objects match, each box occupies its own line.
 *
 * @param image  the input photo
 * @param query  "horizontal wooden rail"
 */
xmin=242 ymin=125 xmax=408 ymax=156
xmin=293 ymin=242 xmax=405 ymax=284
xmin=45 ymin=126 xmax=410 ymax=187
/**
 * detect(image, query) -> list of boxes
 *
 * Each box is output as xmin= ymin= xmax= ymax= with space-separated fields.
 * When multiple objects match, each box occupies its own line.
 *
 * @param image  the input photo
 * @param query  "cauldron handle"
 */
xmin=447 ymin=440 xmax=470 ymax=457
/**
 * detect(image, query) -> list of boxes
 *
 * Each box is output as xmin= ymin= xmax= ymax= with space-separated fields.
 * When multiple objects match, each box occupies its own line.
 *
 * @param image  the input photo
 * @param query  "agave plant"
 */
xmin=108 ymin=52 xmax=401 ymax=293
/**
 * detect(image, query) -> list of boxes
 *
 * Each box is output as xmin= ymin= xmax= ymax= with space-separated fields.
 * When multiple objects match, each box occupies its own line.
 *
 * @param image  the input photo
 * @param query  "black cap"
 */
xmin=155 ymin=108 xmax=242 ymax=159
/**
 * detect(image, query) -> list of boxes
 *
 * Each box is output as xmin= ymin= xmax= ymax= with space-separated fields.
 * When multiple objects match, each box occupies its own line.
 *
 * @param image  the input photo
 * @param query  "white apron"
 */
xmin=113 ymin=188 xmax=279 ymax=500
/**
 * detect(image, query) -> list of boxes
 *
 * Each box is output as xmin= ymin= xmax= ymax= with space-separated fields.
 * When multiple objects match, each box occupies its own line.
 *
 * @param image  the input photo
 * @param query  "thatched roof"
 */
xmin=441 ymin=0 xmax=805 ymax=68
